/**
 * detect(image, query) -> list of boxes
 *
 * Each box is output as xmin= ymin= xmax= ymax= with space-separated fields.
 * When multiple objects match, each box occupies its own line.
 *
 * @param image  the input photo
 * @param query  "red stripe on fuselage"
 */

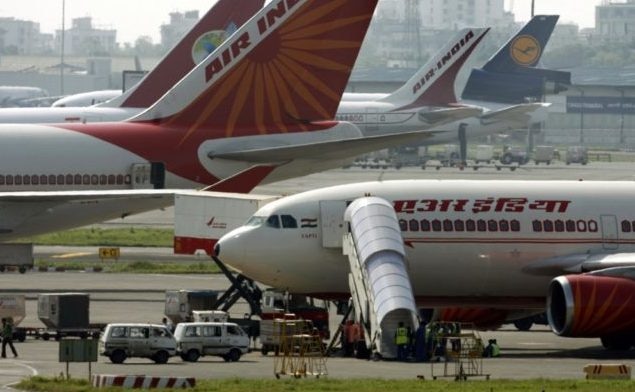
xmin=58 ymin=121 xmax=219 ymax=186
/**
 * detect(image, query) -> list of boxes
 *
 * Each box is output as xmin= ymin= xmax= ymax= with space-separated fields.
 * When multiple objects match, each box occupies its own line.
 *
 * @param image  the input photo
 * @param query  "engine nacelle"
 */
xmin=429 ymin=308 xmax=509 ymax=330
xmin=547 ymin=275 xmax=635 ymax=337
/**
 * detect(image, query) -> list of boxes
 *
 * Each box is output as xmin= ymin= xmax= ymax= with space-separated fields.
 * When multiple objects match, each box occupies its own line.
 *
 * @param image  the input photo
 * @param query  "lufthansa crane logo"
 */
xmin=510 ymin=35 xmax=541 ymax=66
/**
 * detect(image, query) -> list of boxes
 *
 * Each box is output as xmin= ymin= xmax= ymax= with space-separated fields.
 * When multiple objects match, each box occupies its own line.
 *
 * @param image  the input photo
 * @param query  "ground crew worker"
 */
xmin=1 ymin=318 xmax=17 ymax=358
xmin=348 ymin=321 xmax=361 ymax=357
xmin=483 ymin=339 xmax=500 ymax=357
xmin=414 ymin=321 xmax=427 ymax=362
xmin=395 ymin=321 xmax=408 ymax=361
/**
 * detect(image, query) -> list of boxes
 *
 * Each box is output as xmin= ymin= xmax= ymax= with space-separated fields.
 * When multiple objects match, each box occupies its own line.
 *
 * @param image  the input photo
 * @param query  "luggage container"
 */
xmin=36 ymin=293 xmax=100 ymax=340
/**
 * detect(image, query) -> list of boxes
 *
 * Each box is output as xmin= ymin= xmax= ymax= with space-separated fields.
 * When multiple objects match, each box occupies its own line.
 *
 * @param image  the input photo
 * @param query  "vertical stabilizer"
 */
xmin=381 ymin=28 xmax=490 ymax=110
xmin=101 ymin=0 xmax=264 ymax=108
xmin=133 ymin=0 xmax=378 ymax=140
xmin=482 ymin=15 xmax=559 ymax=73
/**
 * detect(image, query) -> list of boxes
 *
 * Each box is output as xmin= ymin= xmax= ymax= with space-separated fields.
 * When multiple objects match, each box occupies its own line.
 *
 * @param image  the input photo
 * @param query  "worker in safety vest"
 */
xmin=395 ymin=321 xmax=409 ymax=361
xmin=483 ymin=339 xmax=500 ymax=357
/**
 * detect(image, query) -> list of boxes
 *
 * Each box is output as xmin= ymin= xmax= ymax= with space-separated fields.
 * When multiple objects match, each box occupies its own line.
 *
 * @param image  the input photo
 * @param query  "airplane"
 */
xmin=333 ymin=16 xmax=563 ymax=152
xmin=0 ymin=0 xmax=264 ymax=123
xmin=0 ymin=13 xmax=550 ymax=142
xmin=51 ymin=90 xmax=123 ymax=108
xmin=217 ymin=179 xmax=635 ymax=351
xmin=0 ymin=0 xmax=485 ymax=242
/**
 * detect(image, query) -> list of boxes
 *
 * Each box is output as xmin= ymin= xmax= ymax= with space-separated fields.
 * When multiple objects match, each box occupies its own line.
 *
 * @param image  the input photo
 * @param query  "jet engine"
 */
xmin=547 ymin=275 xmax=635 ymax=342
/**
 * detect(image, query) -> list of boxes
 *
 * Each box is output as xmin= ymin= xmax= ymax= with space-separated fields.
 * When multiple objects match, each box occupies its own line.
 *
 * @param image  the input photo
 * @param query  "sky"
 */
xmin=0 ymin=0 xmax=603 ymax=45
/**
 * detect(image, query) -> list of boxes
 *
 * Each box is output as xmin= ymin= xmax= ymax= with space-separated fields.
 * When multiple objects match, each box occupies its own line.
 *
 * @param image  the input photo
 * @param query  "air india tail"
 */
xmin=62 ymin=0 xmax=378 ymax=189
xmin=132 ymin=0 xmax=378 ymax=137
xmin=379 ymin=28 xmax=490 ymax=110
xmin=100 ymin=0 xmax=264 ymax=108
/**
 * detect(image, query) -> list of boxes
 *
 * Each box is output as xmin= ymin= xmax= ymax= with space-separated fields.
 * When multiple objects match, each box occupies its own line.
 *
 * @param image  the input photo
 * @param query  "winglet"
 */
xmin=383 ymin=28 xmax=490 ymax=110
xmin=482 ymin=15 xmax=559 ymax=73
xmin=202 ymin=165 xmax=277 ymax=193
xmin=100 ymin=0 xmax=264 ymax=108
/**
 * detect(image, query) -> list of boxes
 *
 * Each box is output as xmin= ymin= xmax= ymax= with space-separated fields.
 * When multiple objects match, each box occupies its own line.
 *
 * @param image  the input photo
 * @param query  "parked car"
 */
xmin=99 ymin=323 xmax=176 ymax=364
xmin=174 ymin=322 xmax=250 ymax=362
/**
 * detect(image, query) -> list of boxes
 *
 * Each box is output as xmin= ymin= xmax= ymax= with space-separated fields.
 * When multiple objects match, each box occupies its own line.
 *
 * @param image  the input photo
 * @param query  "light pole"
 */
xmin=60 ymin=0 xmax=65 ymax=95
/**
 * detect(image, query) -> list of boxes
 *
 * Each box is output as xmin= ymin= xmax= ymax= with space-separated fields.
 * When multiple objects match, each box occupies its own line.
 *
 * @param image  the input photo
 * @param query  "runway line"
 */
xmin=2 ymin=360 xmax=38 ymax=390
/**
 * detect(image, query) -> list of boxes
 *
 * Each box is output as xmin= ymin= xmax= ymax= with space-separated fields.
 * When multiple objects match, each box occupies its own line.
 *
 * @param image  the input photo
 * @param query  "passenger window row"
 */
xmin=532 ymin=219 xmax=598 ymax=233
xmin=620 ymin=220 xmax=635 ymax=232
xmin=399 ymin=218 xmax=521 ymax=233
xmin=0 ymin=173 xmax=131 ymax=186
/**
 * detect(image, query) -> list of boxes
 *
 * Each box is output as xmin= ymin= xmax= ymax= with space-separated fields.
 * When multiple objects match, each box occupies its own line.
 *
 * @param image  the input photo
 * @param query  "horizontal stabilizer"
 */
xmin=480 ymin=103 xmax=549 ymax=127
xmin=419 ymin=106 xmax=483 ymax=124
xmin=208 ymin=107 xmax=481 ymax=162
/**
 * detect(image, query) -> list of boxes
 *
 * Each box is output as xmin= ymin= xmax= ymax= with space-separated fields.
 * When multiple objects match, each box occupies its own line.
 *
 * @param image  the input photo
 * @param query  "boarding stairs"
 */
xmin=342 ymin=197 xmax=418 ymax=358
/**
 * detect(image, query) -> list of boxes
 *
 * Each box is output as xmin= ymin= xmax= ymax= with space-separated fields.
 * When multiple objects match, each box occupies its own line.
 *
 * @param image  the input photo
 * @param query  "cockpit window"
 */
xmin=281 ymin=215 xmax=298 ymax=229
xmin=266 ymin=215 xmax=281 ymax=228
xmin=246 ymin=216 xmax=265 ymax=227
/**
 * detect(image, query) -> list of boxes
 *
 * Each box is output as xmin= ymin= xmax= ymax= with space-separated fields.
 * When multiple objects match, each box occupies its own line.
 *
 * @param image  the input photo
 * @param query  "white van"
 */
xmin=174 ymin=322 xmax=250 ymax=362
xmin=99 ymin=323 xmax=176 ymax=364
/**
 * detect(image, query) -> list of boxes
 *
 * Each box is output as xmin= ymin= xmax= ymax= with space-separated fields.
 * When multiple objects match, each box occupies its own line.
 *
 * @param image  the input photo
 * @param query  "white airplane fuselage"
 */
xmin=218 ymin=180 xmax=632 ymax=308
xmin=0 ymin=107 xmax=141 ymax=124
xmin=336 ymin=98 xmax=545 ymax=145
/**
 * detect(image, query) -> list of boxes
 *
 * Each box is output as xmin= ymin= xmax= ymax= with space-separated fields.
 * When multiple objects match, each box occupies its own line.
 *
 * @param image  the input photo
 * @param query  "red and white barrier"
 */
xmin=92 ymin=374 xmax=196 ymax=389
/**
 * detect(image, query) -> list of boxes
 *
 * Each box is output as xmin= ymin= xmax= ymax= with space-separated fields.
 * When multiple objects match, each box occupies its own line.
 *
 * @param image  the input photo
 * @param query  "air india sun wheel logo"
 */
xmin=191 ymin=30 xmax=230 ymax=65
xmin=510 ymin=35 xmax=541 ymax=66
xmin=175 ymin=0 xmax=373 ymax=143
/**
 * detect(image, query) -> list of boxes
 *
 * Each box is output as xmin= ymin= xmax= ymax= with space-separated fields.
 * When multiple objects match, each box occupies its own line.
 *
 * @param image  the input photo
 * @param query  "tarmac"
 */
xmin=3 ymin=161 xmax=635 ymax=387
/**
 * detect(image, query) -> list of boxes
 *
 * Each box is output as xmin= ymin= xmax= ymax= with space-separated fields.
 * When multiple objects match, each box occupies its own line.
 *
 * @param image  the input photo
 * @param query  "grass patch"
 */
xmin=34 ymin=260 xmax=219 ymax=274
xmin=18 ymin=227 xmax=173 ymax=247
xmin=15 ymin=377 xmax=635 ymax=392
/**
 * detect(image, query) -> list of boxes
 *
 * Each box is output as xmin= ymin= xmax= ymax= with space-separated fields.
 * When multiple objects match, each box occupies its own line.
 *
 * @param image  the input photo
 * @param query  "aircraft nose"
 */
xmin=216 ymin=229 xmax=247 ymax=269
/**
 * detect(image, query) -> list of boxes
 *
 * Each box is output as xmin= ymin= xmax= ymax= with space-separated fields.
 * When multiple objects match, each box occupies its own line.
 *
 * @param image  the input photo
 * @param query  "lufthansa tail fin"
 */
xmin=381 ymin=28 xmax=489 ymax=110
xmin=482 ymin=15 xmax=559 ymax=73
xmin=100 ymin=0 xmax=264 ymax=108
xmin=132 ymin=0 xmax=378 ymax=141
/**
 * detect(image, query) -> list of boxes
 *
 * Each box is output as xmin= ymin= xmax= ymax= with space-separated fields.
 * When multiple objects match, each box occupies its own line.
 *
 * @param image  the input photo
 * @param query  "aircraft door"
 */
xmin=130 ymin=162 xmax=165 ymax=189
xmin=320 ymin=200 xmax=347 ymax=248
xmin=600 ymin=215 xmax=619 ymax=250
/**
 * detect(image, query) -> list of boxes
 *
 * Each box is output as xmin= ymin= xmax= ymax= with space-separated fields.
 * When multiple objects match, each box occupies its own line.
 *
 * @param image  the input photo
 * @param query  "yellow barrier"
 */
xmin=583 ymin=364 xmax=631 ymax=380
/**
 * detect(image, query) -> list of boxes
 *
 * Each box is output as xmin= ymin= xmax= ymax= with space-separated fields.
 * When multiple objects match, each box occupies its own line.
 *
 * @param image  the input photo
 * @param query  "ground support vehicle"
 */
xmin=473 ymin=145 xmax=494 ymax=164
xmin=0 ymin=295 xmax=27 ymax=341
xmin=500 ymin=146 xmax=529 ymax=165
xmin=99 ymin=323 xmax=176 ymax=364
xmin=175 ymin=322 xmax=249 ymax=362
xmin=533 ymin=145 xmax=555 ymax=165
xmin=566 ymin=146 xmax=588 ymax=165
xmin=36 ymin=293 xmax=102 ymax=340
xmin=0 ymin=244 xmax=33 ymax=274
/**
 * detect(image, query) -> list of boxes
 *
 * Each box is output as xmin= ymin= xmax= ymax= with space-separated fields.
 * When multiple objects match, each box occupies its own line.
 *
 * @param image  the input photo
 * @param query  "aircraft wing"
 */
xmin=523 ymin=252 xmax=635 ymax=277
xmin=0 ymin=163 xmax=281 ymax=240
xmin=209 ymin=107 xmax=482 ymax=163
xmin=0 ymin=190 xmax=177 ymax=240
xmin=480 ymin=102 xmax=549 ymax=128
